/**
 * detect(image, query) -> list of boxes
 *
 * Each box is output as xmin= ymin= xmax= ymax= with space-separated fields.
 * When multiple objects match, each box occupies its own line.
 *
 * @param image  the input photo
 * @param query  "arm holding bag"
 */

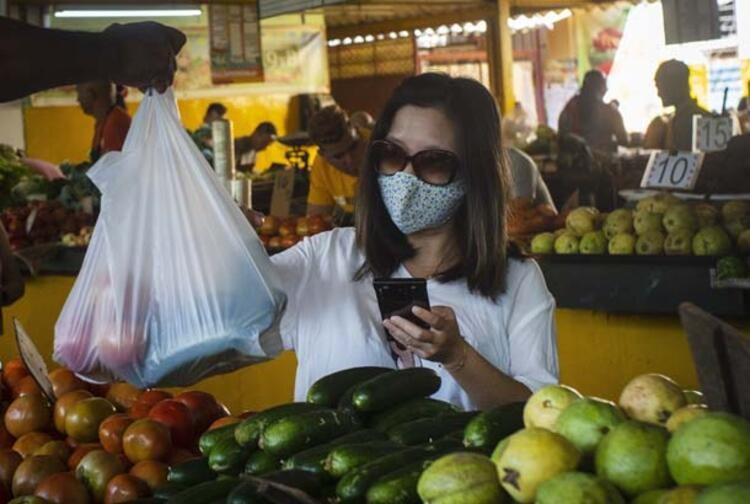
xmin=54 ymin=89 xmax=286 ymax=387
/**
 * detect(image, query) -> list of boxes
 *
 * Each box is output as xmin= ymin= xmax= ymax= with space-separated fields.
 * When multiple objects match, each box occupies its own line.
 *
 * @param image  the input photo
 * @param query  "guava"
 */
xmin=738 ymin=229 xmax=750 ymax=253
xmin=604 ymin=209 xmax=633 ymax=240
xmin=692 ymin=226 xmax=732 ymax=256
xmin=664 ymin=229 xmax=694 ymax=256
xmin=580 ymin=231 xmax=608 ymax=255
xmin=618 ymin=374 xmax=686 ymax=426
xmin=682 ymin=390 xmax=704 ymax=406
xmin=663 ymin=205 xmax=698 ymax=234
xmin=531 ymin=232 xmax=556 ymax=255
xmin=555 ymin=232 xmax=580 ymax=255
xmin=666 ymin=405 xmax=709 ymax=433
xmin=634 ymin=211 xmax=664 ymax=235
xmin=554 ymin=398 xmax=626 ymax=455
xmin=566 ymin=207 xmax=599 ymax=237
xmin=636 ymin=231 xmax=665 ymax=255
xmin=417 ymin=452 xmax=505 ymax=504
xmin=609 ymin=233 xmax=636 ymax=255
xmin=696 ymin=481 xmax=750 ymax=503
xmin=658 ymin=486 xmax=702 ymax=503
xmin=523 ymin=384 xmax=582 ymax=430
xmin=536 ymin=471 xmax=625 ymax=504
xmin=637 ymin=193 xmax=680 ymax=214
xmin=721 ymin=200 xmax=748 ymax=222
xmin=693 ymin=203 xmax=719 ymax=227
xmin=723 ymin=216 xmax=749 ymax=239
xmin=631 ymin=489 xmax=669 ymax=504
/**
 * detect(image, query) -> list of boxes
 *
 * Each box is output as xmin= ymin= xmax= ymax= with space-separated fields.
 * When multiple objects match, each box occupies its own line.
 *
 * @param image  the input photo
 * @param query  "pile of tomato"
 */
xmin=0 ymin=358 xmax=243 ymax=503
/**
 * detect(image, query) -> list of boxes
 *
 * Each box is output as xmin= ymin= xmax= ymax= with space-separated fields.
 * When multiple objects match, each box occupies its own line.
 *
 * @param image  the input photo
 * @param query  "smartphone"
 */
xmin=373 ymin=278 xmax=431 ymax=349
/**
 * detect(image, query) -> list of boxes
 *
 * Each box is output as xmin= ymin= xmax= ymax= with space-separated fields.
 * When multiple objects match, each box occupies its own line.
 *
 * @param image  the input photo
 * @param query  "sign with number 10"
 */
xmin=640 ymin=151 xmax=704 ymax=190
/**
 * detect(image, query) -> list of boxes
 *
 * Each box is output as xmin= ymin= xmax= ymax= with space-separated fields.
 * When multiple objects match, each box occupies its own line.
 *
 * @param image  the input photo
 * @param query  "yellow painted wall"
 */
xmin=24 ymin=94 xmax=298 ymax=173
xmin=5 ymin=277 xmax=749 ymax=413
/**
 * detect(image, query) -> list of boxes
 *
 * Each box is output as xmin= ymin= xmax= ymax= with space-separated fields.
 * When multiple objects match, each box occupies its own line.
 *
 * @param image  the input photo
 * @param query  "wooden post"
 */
xmin=487 ymin=0 xmax=515 ymax=115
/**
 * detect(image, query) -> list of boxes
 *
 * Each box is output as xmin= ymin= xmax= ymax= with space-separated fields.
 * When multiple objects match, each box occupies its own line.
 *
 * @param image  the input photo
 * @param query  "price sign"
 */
xmin=693 ymin=115 xmax=732 ymax=152
xmin=640 ymin=151 xmax=704 ymax=190
xmin=270 ymin=169 xmax=295 ymax=217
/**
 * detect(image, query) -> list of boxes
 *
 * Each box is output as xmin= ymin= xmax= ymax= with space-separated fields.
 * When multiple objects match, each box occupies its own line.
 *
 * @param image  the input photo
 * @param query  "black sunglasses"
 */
xmin=369 ymin=140 xmax=460 ymax=186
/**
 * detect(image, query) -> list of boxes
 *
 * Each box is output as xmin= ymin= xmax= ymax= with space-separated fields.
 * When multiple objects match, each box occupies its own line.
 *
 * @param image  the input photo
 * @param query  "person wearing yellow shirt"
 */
xmin=307 ymin=105 xmax=370 ymax=224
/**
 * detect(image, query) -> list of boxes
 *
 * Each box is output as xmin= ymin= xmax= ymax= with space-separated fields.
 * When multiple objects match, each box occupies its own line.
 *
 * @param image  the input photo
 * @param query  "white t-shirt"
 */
xmin=270 ymin=228 xmax=559 ymax=411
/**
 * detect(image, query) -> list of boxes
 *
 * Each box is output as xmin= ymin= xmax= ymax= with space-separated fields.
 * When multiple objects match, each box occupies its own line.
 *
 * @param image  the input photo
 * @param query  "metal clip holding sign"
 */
xmin=13 ymin=319 xmax=55 ymax=402
xmin=640 ymin=151 xmax=705 ymax=191
xmin=693 ymin=115 xmax=733 ymax=152
xmin=270 ymin=169 xmax=295 ymax=218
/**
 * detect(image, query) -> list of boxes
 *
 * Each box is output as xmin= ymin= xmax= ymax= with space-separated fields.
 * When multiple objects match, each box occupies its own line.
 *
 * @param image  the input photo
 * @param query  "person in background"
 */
xmin=203 ymin=102 xmax=227 ymax=125
xmin=644 ymin=59 xmax=711 ymax=152
xmin=0 ymin=224 xmax=24 ymax=309
xmin=507 ymin=147 xmax=556 ymax=213
xmin=0 ymin=18 xmax=185 ymax=102
xmin=738 ymin=81 xmax=750 ymax=133
xmin=307 ymin=105 xmax=369 ymax=222
xmin=558 ymin=70 xmax=628 ymax=153
xmin=502 ymin=101 xmax=534 ymax=148
xmin=350 ymin=110 xmax=376 ymax=131
xmin=235 ymin=122 xmax=278 ymax=172
xmin=76 ymin=81 xmax=132 ymax=160
xmin=191 ymin=102 xmax=228 ymax=161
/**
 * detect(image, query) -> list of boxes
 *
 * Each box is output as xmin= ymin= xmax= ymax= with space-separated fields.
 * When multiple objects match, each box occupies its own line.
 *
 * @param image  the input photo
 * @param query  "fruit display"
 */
xmin=531 ymin=193 xmax=750 ymax=257
xmin=1 ymin=201 xmax=94 ymax=251
xmin=254 ymin=214 xmax=332 ymax=252
xmin=508 ymin=199 xmax=566 ymax=237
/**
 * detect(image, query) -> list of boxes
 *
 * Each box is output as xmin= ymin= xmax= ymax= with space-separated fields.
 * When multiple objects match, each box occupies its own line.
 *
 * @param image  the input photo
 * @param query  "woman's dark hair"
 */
xmin=355 ymin=73 xmax=511 ymax=299
xmin=578 ymin=70 xmax=606 ymax=124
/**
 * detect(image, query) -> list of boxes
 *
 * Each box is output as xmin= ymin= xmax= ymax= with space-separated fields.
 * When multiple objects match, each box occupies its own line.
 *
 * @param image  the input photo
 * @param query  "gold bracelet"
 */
xmin=443 ymin=340 xmax=468 ymax=373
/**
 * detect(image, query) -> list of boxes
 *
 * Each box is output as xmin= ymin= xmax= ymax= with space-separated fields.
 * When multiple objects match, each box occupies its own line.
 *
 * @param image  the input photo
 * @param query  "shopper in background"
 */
xmin=203 ymin=102 xmax=228 ymax=125
xmin=738 ymin=81 xmax=750 ymax=133
xmin=235 ymin=122 xmax=278 ymax=172
xmin=507 ymin=147 xmax=556 ymax=213
xmin=76 ymin=81 xmax=132 ymax=160
xmin=307 ymin=105 xmax=369 ymax=222
xmin=350 ymin=110 xmax=376 ymax=131
xmin=0 ymin=224 xmax=24 ymax=308
xmin=0 ymin=18 xmax=185 ymax=102
xmin=558 ymin=70 xmax=628 ymax=153
xmin=270 ymin=74 xmax=557 ymax=410
xmin=644 ymin=59 xmax=711 ymax=151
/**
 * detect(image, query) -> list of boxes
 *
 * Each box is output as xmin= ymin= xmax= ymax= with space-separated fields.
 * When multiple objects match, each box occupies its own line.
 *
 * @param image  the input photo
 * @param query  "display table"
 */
xmin=3 ymin=248 xmax=748 ymax=411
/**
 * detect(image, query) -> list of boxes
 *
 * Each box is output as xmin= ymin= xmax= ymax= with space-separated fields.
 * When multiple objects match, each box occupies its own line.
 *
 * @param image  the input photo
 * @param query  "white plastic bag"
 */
xmin=54 ymin=90 xmax=286 ymax=387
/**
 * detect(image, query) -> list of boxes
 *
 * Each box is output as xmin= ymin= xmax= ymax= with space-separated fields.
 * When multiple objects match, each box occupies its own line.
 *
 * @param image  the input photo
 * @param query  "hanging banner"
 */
xmin=574 ymin=5 xmax=630 ymax=78
xmin=209 ymin=3 xmax=264 ymax=84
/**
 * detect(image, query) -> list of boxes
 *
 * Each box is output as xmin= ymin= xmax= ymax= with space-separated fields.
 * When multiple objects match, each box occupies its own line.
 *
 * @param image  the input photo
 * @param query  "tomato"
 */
xmin=0 ymin=449 xmax=22 ymax=493
xmin=122 ymin=419 xmax=171 ymax=464
xmin=88 ymin=383 xmax=111 ymax=398
xmin=48 ymin=369 xmax=87 ymax=399
xmin=34 ymin=440 xmax=71 ymax=463
xmin=65 ymin=398 xmax=117 ymax=443
xmin=207 ymin=416 xmax=239 ymax=431
xmin=167 ymin=448 xmax=198 ymax=466
xmin=0 ymin=422 xmax=15 ymax=450
xmin=268 ymin=236 xmax=282 ymax=249
xmin=238 ymin=410 xmax=258 ymax=419
xmin=173 ymin=391 xmax=225 ymax=435
xmin=105 ymin=384 xmax=141 ymax=412
xmin=2 ymin=359 xmax=28 ymax=392
xmin=75 ymin=450 xmax=125 ymax=503
xmin=128 ymin=390 xmax=171 ymax=420
xmin=12 ymin=455 xmax=66 ymax=497
xmin=128 ymin=460 xmax=168 ymax=491
xmin=279 ymin=233 xmax=300 ymax=249
xmin=54 ymin=390 xmax=94 ymax=434
xmin=148 ymin=400 xmax=193 ymax=448
xmin=103 ymin=474 xmax=149 ymax=503
xmin=98 ymin=414 xmax=133 ymax=455
xmin=34 ymin=471 xmax=90 ymax=504
xmin=4 ymin=395 xmax=52 ymax=438
xmin=67 ymin=444 xmax=101 ymax=471
xmin=12 ymin=376 xmax=42 ymax=398
xmin=0 ymin=480 xmax=9 ymax=503
xmin=12 ymin=432 xmax=54 ymax=459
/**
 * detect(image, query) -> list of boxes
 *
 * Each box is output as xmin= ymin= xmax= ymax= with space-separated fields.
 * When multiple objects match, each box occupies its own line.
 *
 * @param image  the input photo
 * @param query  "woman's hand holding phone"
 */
xmin=383 ymin=305 xmax=467 ymax=367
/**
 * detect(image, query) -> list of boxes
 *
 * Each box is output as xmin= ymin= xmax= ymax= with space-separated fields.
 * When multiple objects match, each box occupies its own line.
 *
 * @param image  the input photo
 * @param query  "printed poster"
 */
xmin=209 ymin=3 xmax=264 ymax=84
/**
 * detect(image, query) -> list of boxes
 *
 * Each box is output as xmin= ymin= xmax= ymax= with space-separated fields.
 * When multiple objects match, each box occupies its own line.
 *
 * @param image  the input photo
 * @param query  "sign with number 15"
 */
xmin=693 ymin=115 xmax=733 ymax=152
xmin=640 ymin=151 xmax=705 ymax=191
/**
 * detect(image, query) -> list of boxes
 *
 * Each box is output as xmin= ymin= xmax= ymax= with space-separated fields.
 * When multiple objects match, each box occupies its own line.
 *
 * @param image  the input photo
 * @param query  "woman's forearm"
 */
xmin=448 ymin=342 xmax=531 ymax=410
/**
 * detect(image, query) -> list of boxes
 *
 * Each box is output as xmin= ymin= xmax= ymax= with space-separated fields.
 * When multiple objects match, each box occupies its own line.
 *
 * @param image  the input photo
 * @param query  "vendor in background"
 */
xmin=76 ymin=81 xmax=131 ymax=160
xmin=0 ymin=224 xmax=24 ymax=308
xmin=307 ymin=105 xmax=369 ymax=223
xmin=507 ymin=147 xmax=556 ymax=213
xmin=203 ymin=102 xmax=227 ymax=125
xmin=235 ymin=122 xmax=277 ymax=173
xmin=644 ymin=59 xmax=710 ymax=152
xmin=558 ymin=70 xmax=628 ymax=153
xmin=270 ymin=73 xmax=557 ymax=410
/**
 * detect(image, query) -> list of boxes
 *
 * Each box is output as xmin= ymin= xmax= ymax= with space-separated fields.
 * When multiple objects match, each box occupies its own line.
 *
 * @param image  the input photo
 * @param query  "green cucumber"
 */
xmin=244 ymin=450 xmax=281 ymax=475
xmin=352 ymin=368 xmax=441 ymax=412
xmin=369 ymin=398 xmax=459 ymax=432
xmin=167 ymin=457 xmax=216 ymax=486
xmin=235 ymin=402 xmax=325 ymax=447
xmin=283 ymin=429 xmax=387 ymax=477
xmin=166 ymin=477 xmax=240 ymax=504
xmin=209 ymin=436 xmax=253 ymax=475
xmin=153 ymin=483 xmax=188 ymax=499
xmin=325 ymin=441 xmax=400 ymax=479
xmin=463 ymin=401 xmax=525 ymax=453
xmin=307 ymin=367 xmax=392 ymax=407
xmin=365 ymin=458 xmax=434 ymax=504
xmin=261 ymin=408 xmax=361 ymax=458
xmin=387 ymin=412 xmax=477 ymax=446
xmin=199 ymin=423 xmax=237 ymax=455
xmin=335 ymin=446 xmax=433 ymax=503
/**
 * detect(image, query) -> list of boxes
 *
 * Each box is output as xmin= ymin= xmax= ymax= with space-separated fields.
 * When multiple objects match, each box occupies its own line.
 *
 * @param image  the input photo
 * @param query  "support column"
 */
xmin=487 ymin=0 xmax=515 ymax=115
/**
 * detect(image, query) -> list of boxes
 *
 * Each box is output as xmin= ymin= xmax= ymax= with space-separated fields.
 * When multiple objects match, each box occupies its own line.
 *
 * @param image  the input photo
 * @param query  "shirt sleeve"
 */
xmin=307 ymin=156 xmax=335 ymax=207
xmin=269 ymin=237 xmax=316 ymax=350
xmin=101 ymin=110 xmax=131 ymax=153
xmin=506 ymin=260 xmax=559 ymax=392
xmin=507 ymin=149 xmax=534 ymax=200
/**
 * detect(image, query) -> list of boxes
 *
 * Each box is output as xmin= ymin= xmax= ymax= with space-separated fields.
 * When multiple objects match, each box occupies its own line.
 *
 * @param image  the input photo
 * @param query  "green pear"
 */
xmin=595 ymin=421 xmax=673 ymax=497
xmin=555 ymin=232 xmax=580 ymax=255
xmin=580 ymin=231 xmax=607 ymax=255
xmin=536 ymin=471 xmax=625 ymax=504
xmin=604 ymin=209 xmax=633 ymax=240
xmin=492 ymin=428 xmax=581 ymax=503
xmin=618 ymin=374 xmax=686 ymax=426
xmin=523 ymin=384 xmax=582 ymax=430
xmin=554 ymin=398 xmax=626 ymax=455
xmin=634 ymin=211 xmax=664 ymax=235
xmin=696 ymin=481 xmax=750 ymax=503
xmin=417 ymin=452 xmax=505 ymax=504
xmin=608 ymin=233 xmax=636 ymax=255
xmin=531 ymin=233 xmax=556 ymax=254
xmin=692 ymin=226 xmax=732 ymax=256
xmin=667 ymin=412 xmax=750 ymax=486
xmin=664 ymin=229 xmax=694 ymax=256
xmin=663 ymin=205 xmax=698 ymax=234
xmin=658 ymin=486 xmax=702 ymax=503
xmin=636 ymin=231 xmax=666 ymax=255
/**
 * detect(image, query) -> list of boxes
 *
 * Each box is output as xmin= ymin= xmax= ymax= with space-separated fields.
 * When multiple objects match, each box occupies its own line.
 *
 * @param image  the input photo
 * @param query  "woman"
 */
xmin=271 ymin=73 xmax=557 ymax=410
xmin=558 ymin=70 xmax=628 ymax=153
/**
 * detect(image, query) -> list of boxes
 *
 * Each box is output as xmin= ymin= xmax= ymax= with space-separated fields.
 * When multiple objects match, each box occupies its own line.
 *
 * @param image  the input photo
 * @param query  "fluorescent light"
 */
xmin=55 ymin=9 xmax=201 ymax=18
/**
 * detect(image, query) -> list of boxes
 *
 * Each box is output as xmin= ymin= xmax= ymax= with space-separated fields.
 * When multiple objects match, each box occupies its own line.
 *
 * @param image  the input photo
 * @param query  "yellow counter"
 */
xmin=3 ymin=275 xmax=747 ymax=413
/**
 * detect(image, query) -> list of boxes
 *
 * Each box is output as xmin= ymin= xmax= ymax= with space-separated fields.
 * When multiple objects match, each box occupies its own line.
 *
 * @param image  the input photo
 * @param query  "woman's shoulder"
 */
xmin=505 ymin=257 xmax=548 ymax=294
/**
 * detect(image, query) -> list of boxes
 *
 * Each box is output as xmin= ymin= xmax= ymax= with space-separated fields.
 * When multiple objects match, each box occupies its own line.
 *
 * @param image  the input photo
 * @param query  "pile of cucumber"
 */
xmin=144 ymin=366 xmax=524 ymax=504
